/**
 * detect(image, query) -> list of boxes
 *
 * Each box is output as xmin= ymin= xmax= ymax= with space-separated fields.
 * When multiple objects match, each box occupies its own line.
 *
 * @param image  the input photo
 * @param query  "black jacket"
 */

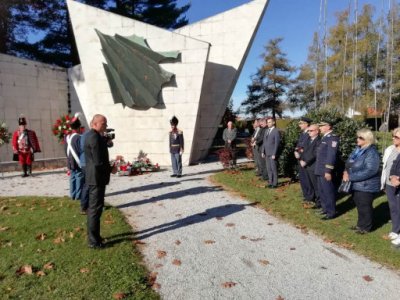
xmin=84 ymin=129 xmax=111 ymax=186
xmin=300 ymin=136 xmax=320 ymax=170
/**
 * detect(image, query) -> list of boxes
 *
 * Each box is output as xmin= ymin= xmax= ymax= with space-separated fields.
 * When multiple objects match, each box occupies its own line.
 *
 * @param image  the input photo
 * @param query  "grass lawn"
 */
xmin=0 ymin=196 xmax=159 ymax=300
xmin=212 ymin=164 xmax=400 ymax=270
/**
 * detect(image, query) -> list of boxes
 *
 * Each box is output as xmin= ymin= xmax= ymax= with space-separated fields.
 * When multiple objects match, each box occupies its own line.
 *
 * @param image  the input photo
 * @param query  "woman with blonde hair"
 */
xmin=343 ymin=128 xmax=380 ymax=234
xmin=381 ymin=127 xmax=400 ymax=245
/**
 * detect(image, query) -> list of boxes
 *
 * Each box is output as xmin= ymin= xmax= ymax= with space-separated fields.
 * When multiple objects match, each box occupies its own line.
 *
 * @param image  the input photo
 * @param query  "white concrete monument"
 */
xmin=67 ymin=0 xmax=269 ymax=166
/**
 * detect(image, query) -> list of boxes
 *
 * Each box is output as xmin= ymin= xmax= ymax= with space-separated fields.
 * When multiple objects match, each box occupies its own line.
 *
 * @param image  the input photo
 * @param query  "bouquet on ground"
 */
xmin=0 ymin=122 xmax=11 ymax=146
xmin=52 ymin=114 xmax=73 ymax=144
xmin=111 ymin=151 xmax=160 ymax=176
xmin=131 ymin=150 xmax=160 ymax=174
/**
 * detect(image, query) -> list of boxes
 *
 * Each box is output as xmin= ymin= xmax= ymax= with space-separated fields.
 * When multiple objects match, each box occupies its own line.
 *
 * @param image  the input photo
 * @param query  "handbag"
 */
xmin=338 ymin=180 xmax=352 ymax=194
xmin=12 ymin=153 xmax=19 ymax=161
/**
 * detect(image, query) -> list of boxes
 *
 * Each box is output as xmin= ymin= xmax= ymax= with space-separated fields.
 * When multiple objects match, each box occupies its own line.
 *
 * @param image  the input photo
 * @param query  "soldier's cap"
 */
xmin=299 ymin=117 xmax=312 ymax=124
xmin=170 ymin=116 xmax=179 ymax=126
xmin=317 ymin=120 xmax=334 ymax=126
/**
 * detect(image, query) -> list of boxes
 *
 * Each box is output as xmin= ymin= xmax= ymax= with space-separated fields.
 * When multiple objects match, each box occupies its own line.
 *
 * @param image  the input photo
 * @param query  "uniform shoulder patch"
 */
xmin=332 ymin=141 xmax=338 ymax=147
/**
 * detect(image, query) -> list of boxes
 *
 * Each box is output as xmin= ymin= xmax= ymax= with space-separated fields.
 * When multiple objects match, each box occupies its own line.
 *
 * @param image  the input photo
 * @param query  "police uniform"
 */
xmin=169 ymin=116 xmax=184 ymax=177
xmin=315 ymin=125 xmax=339 ymax=218
xmin=296 ymin=117 xmax=312 ymax=201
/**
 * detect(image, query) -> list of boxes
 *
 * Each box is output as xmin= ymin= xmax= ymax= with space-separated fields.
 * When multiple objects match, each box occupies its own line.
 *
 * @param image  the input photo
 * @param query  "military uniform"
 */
xmin=315 ymin=130 xmax=339 ymax=218
xmin=169 ymin=116 xmax=184 ymax=177
xmin=296 ymin=130 xmax=312 ymax=200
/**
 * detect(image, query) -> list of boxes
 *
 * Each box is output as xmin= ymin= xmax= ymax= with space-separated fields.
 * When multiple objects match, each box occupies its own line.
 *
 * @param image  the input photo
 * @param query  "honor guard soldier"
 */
xmin=315 ymin=120 xmax=340 ymax=219
xmin=169 ymin=116 xmax=184 ymax=178
xmin=295 ymin=117 xmax=312 ymax=202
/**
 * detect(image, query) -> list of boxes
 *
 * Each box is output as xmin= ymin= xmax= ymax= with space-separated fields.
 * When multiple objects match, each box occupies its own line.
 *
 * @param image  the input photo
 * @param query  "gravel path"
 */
xmin=1 ymin=161 xmax=400 ymax=300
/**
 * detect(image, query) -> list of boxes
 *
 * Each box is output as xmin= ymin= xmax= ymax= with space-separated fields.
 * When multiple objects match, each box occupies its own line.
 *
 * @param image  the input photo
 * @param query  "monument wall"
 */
xmin=0 ymin=53 xmax=68 ymax=166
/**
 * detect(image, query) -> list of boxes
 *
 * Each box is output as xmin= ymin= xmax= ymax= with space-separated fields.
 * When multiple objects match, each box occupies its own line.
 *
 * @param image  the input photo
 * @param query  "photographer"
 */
xmin=84 ymin=114 xmax=117 ymax=249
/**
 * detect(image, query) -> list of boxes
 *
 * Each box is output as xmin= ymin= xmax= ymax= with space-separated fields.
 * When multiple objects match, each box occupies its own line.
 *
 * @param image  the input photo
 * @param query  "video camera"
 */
xmin=105 ymin=128 xmax=115 ymax=140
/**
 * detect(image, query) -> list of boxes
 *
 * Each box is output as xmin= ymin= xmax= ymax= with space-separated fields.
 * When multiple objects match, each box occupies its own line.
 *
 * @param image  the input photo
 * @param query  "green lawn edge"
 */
xmin=0 ymin=196 xmax=159 ymax=300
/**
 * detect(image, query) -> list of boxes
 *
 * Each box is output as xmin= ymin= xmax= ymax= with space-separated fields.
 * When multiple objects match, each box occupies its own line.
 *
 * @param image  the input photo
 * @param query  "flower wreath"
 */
xmin=0 ymin=122 xmax=11 ymax=146
xmin=52 ymin=114 xmax=73 ymax=144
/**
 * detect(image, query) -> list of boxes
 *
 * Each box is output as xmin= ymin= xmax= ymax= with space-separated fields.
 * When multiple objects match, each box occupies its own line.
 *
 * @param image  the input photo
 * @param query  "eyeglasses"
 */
xmin=357 ymin=136 xmax=365 ymax=140
xmin=392 ymin=135 xmax=400 ymax=140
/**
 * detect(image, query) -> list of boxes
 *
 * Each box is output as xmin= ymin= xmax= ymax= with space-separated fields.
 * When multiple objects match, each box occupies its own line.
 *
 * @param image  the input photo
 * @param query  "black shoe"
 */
xmin=321 ymin=215 xmax=335 ymax=220
xmin=170 ymin=174 xmax=177 ymax=177
xmin=349 ymin=225 xmax=360 ymax=231
xmin=88 ymin=242 xmax=106 ymax=249
xmin=355 ymin=229 xmax=369 ymax=235
xmin=21 ymin=173 xmax=28 ymax=178
xmin=177 ymin=175 xmax=182 ymax=178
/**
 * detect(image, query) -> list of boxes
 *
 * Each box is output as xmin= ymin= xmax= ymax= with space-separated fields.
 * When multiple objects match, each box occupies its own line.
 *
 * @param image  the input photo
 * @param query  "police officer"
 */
xmin=295 ymin=117 xmax=312 ymax=202
xmin=315 ymin=120 xmax=340 ymax=220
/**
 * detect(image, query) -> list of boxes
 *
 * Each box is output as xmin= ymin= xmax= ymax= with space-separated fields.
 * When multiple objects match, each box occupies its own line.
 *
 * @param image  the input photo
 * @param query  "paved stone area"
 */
xmin=1 ymin=161 xmax=400 ymax=300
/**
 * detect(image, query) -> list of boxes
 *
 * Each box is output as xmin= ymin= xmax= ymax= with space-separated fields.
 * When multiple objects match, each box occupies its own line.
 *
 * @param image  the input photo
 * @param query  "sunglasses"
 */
xmin=392 ymin=135 xmax=400 ymax=140
xmin=357 ymin=136 xmax=365 ymax=140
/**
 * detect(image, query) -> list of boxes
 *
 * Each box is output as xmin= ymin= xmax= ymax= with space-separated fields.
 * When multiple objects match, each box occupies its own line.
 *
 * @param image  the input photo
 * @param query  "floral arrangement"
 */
xmin=0 ymin=122 xmax=11 ymax=146
xmin=111 ymin=151 xmax=160 ymax=176
xmin=52 ymin=114 xmax=72 ymax=143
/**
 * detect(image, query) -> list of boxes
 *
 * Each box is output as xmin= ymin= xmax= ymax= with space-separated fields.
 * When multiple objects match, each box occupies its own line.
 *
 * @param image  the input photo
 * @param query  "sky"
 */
xmin=177 ymin=0 xmax=385 ymax=112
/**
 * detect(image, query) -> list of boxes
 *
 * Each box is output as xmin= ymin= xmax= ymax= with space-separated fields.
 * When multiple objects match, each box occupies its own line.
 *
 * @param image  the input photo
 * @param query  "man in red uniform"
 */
xmin=12 ymin=115 xmax=41 ymax=177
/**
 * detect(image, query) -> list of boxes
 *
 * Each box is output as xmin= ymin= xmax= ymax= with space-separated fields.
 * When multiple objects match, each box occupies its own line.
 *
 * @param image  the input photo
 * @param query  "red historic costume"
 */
xmin=12 ymin=116 xmax=41 ymax=177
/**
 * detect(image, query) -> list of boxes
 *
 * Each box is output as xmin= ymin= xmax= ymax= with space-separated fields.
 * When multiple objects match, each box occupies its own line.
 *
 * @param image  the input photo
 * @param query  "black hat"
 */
xmin=299 ymin=117 xmax=312 ymax=124
xmin=70 ymin=112 xmax=82 ymax=130
xmin=317 ymin=119 xmax=334 ymax=126
xmin=18 ymin=115 xmax=27 ymax=126
xmin=170 ymin=116 xmax=179 ymax=126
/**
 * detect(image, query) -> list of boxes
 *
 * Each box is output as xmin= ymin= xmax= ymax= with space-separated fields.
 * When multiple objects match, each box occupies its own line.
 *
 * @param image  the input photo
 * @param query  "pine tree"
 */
xmin=0 ymin=0 xmax=190 ymax=67
xmin=241 ymin=38 xmax=294 ymax=118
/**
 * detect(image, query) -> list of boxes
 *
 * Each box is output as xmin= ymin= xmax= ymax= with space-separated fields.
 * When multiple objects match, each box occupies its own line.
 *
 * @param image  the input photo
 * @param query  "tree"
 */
xmin=111 ymin=0 xmax=190 ymax=29
xmin=221 ymin=99 xmax=237 ymax=126
xmin=0 ymin=0 xmax=190 ymax=67
xmin=241 ymin=38 xmax=294 ymax=118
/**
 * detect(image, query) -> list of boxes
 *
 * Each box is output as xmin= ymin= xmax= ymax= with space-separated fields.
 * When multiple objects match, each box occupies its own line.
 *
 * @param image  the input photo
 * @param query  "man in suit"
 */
xmin=295 ymin=117 xmax=312 ymax=202
xmin=315 ymin=120 xmax=340 ymax=220
xmin=299 ymin=124 xmax=321 ymax=207
xmin=251 ymin=119 xmax=262 ymax=175
xmin=262 ymin=117 xmax=280 ymax=188
xmin=84 ymin=114 xmax=116 ymax=248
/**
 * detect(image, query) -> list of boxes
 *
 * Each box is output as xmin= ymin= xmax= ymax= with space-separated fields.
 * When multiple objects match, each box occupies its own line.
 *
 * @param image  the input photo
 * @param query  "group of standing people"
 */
xmin=267 ymin=116 xmax=400 ymax=246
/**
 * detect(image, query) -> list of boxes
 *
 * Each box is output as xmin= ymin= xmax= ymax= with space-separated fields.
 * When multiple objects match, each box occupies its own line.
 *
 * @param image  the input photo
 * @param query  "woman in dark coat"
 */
xmin=342 ymin=128 xmax=381 ymax=234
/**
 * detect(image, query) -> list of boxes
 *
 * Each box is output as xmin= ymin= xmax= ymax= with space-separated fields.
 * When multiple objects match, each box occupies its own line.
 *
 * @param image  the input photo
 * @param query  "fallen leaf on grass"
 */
xmin=175 ymin=240 xmax=181 ymax=245
xmin=80 ymin=268 xmax=90 ymax=273
xmin=204 ymin=240 xmax=215 ymax=244
xmin=363 ymin=275 xmax=373 ymax=282
xmin=148 ymin=272 xmax=158 ymax=285
xmin=172 ymin=259 xmax=181 ymax=266
xmin=382 ymin=234 xmax=391 ymax=241
xmin=113 ymin=292 xmax=127 ymax=299
xmin=53 ymin=237 xmax=65 ymax=244
xmin=154 ymin=264 xmax=163 ymax=268
xmin=258 ymin=260 xmax=270 ymax=266
xmin=340 ymin=243 xmax=354 ymax=249
xmin=152 ymin=283 xmax=161 ymax=290
xmin=0 ymin=226 xmax=10 ymax=231
xmin=35 ymin=233 xmax=47 ymax=241
xmin=323 ymin=238 xmax=334 ymax=244
xmin=74 ymin=227 xmax=83 ymax=232
xmin=157 ymin=250 xmax=167 ymax=259
xmin=36 ymin=271 xmax=46 ymax=277
xmin=16 ymin=265 xmax=33 ymax=276
xmin=221 ymin=281 xmax=237 ymax=288
xmin=225 ymin=223 xmax=235 ymax=227
xmin=133 ymin=240 xmax=146 ymax=245
xmin=43 ymin=262 xmax=54 ymax=270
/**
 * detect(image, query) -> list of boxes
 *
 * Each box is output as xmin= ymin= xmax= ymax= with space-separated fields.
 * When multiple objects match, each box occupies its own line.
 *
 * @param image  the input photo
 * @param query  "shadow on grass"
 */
xmin=372 ymin=201 xmax=391 ymax=231
xmin=133 ymin=203 xmax=254 ymax=240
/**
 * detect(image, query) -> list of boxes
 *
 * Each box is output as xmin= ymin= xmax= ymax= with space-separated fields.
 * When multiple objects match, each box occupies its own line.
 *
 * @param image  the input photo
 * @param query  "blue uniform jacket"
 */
xmin=347 ymin=145 xmax=381 ymax=193
xmin=315 ymin=132 xmax=339 ymax=176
